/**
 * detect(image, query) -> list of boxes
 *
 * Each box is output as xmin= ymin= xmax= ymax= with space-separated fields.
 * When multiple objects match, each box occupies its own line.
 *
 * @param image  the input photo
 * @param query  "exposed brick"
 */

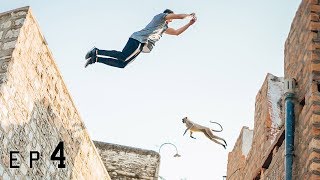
xmin=312 ymin=125 xmax=320 ymax=136
xmin=310 ymin=139 xmax=320 ymax=154
xmin=312 ymin=63 xmax=320 ymax=72
xmin=311 ymin=13 xmax=320 ymax=22
xmin=309 ymin=173 xmax=320 ymax=180
xmin=311 ymin=5 xmax=320 ymax=13
xmin=309 ymin=152 xmax=320 ymax=164
xmin=228 ymin=0 xmax=320 ymax=179
xmin=312 ymin=114 xmax=320 ymax=124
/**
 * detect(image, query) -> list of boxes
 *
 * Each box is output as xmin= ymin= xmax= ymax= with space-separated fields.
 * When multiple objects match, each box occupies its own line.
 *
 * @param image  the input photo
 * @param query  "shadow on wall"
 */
xmin=0 ymin=98 xmax=86 ymax=179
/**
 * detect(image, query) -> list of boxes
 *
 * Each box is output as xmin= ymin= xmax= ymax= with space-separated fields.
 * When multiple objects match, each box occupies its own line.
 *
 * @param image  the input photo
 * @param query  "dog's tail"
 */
xmin=209 ymin=121 xmax=223 ymax=132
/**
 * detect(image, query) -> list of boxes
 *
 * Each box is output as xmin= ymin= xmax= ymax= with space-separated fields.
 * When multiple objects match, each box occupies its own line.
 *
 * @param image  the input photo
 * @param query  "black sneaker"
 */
xmin=84 ymin=48 xmax=98 ymax=68
xmin=85 ymin=47 xmax=98 ymax=60
xmin=84 ymin=57 xmax=94 ymax=68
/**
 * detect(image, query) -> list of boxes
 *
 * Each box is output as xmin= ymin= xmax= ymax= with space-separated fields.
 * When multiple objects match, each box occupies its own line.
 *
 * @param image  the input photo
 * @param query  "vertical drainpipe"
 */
xmin=284 ymin=78 xmax=296 ymax=180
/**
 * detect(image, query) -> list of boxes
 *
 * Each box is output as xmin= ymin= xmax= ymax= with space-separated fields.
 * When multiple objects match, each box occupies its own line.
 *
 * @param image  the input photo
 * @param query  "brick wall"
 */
xmin=263 ymin=143 xmax=285 ymax=179
xmin=227 ymin=127 xmax=253 ymax=180
xmin=0 ymin=7 xmax=110 ymax=179
xmin=244 ymin=74 xmax=283 ymax=179
xmin=284 ymin=0 xmax=320 ymax=179
xmin=227 ymin=73 xmax=284 ymax=179
xmin=227 ymin=0 xmax=320 ymax=179
xmin=94 ymin=141 xmax=160 ymax=180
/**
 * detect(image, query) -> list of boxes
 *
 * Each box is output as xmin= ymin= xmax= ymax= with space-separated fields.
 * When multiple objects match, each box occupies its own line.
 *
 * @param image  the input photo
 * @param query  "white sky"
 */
xmin=2 ymin=1 xmax=301 ymax=179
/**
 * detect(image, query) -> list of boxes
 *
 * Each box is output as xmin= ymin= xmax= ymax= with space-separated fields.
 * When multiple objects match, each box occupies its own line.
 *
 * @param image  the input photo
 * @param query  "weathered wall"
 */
xmin=0 ymin=7 xmax=110 ymax=179
xmin=244 ymin=74 xmax=284 ymax=179
xmin=227 ymin=74 xmax=284 ymax=179
xmin=94 ymin=141 xmax=160 ymax=180
xmin=227 ymin=127 xmax=253 ymax=179
xmin=284 ymin=0 xmax=320 ymax=179
xmin=262 ymin=142 xmax=285 ymax=179
xmin=227 ymin=0 xmax=320 ymax=179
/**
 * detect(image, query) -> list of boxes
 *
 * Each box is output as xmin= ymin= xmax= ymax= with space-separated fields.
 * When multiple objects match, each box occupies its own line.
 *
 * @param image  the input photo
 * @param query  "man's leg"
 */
xmin=96 ymin=57 xmax=126 ymax=68
xmin=97 ymin=48 xmax=143 ymax=68
xmin=98 ymin=38 xmax=140 ymax=61
xmin=85 ymin=38 xmax=143 ymax=68
xmin=96 ymin=38 xmax=144 ymax=68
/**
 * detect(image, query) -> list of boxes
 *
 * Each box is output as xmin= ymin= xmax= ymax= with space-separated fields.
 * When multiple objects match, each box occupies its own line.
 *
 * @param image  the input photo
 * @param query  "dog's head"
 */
xmin=182 ymin=117 xmax=188 ymax=123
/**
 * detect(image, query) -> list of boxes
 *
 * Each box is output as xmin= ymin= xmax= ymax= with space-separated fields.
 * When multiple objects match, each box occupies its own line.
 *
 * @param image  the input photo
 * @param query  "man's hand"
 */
xmin=189 ymin=16 xmax=197 ymax=25
xmin=164 ymin=12 xmax=197 ymax=36
xmin=190 ymin=13 xmax=196 ymax=17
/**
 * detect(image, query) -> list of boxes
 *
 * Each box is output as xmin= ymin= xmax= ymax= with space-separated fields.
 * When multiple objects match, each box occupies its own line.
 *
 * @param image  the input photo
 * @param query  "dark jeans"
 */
xmin=97 ymin=38 xmax=145 ymax=68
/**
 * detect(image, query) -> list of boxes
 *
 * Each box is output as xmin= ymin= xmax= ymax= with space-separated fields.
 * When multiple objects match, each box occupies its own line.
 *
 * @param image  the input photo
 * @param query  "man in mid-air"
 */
xmin=85 ymin=9 xmax=197 ymax=68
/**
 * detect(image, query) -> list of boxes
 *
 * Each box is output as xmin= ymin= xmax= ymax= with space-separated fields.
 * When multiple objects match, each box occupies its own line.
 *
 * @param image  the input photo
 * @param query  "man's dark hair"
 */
xmin=163 ymin=9 xmax=174 ymax=14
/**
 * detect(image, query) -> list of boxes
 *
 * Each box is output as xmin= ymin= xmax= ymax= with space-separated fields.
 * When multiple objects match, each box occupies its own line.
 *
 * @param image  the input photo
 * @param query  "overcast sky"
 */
xmin=2 ymin=1 xmax=301 ymax=179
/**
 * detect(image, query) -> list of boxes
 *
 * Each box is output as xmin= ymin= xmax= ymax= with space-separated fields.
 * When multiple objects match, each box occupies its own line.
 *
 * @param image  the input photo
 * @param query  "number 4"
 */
xmin=51 ymin=141 xmax=66 ymax=168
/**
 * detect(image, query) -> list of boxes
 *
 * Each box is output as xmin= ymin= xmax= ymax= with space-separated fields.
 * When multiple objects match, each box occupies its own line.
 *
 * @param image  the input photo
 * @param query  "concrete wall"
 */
xmin=0 ymin=7 xmax=110 ymax=179
xmin=94 ymin=141 xmax=160 ymax=180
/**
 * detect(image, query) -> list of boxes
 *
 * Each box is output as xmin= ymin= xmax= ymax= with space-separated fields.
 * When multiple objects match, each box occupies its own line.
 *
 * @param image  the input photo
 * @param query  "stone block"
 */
xmin=2 ymin=40 xmax=16 ymax=50
xmin=1 ymin=21 xmax=11 ymax=29
xmin=5 ymin=29 xmax=20 ymax=39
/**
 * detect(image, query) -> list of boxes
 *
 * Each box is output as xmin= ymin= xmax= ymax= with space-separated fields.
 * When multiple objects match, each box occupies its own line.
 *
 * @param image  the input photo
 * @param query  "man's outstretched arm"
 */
xmin=165 ymin=16 xmax=197 ymax=36
xmin=165 ymin=13 xmax=195 ymax=20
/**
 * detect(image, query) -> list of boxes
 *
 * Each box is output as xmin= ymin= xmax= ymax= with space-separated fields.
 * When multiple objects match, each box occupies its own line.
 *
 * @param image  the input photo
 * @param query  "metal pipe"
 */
xmin=284 ymin=79 xmax=295 ymax=180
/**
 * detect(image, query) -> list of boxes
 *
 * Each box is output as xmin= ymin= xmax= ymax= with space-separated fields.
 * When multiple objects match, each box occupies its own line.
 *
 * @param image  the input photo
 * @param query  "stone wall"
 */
xmin=0 ymin=7 xmax=110 ymax=179
xmin=94 ymin=141 xmax=160 ymax=180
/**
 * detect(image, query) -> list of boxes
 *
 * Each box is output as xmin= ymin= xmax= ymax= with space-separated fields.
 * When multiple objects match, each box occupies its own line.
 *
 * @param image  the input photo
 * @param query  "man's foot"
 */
xmin=85 ymin=47 xmax=98 ymax=60
xmin=84 ymin=47 xmax=98 ymax=68
xmin=84 ymin=57 xmax=95 ymax=68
